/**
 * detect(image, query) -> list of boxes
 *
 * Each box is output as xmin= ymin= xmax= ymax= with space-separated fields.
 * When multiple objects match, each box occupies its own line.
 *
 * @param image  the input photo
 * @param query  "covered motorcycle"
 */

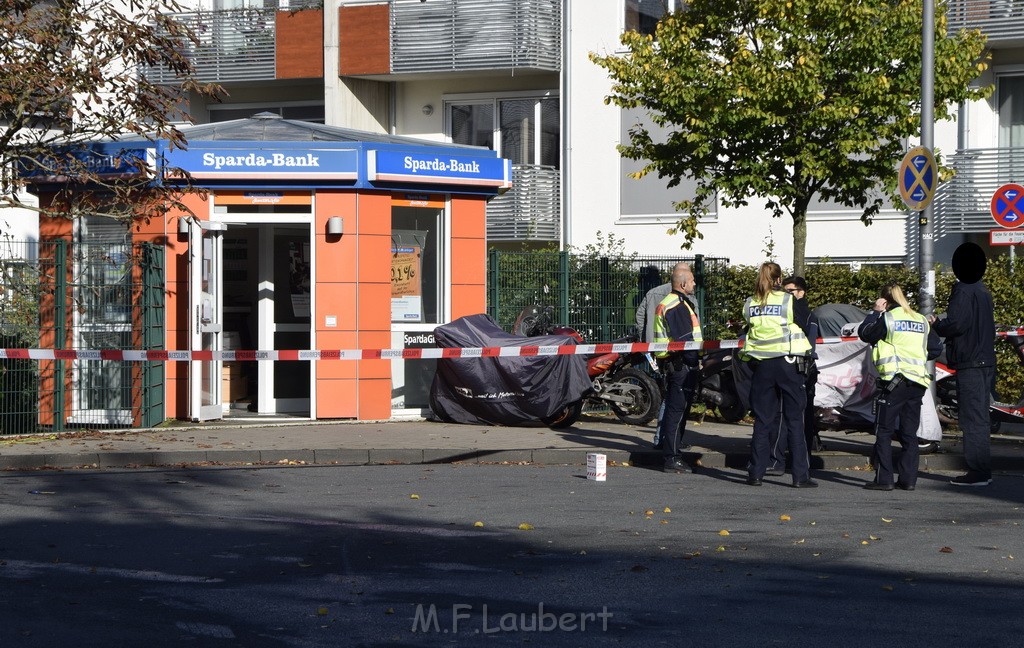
xmin=429 ymin=313 xmax=592 ymax=426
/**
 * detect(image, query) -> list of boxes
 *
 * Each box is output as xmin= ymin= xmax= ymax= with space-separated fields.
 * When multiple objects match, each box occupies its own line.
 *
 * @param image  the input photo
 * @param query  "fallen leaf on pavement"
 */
xmin=518 ymin=523 xmax=534 ymax=531
xmin=940 ymin=547 xmax=954 ymax=553
xmin=780 ymin=514 xmax=791 ymax=521
xmin=663 ymin=507 xmax=671 ymax=513
xmin=718 ymin=530 xmax=730 ymax=536
xmin=410 ymin=494 xmax=420 ymax=499
xmin=473 ymin=521 xmax=484 ymax=527
xmin=882 ymin=517 xmax=893 ymax=523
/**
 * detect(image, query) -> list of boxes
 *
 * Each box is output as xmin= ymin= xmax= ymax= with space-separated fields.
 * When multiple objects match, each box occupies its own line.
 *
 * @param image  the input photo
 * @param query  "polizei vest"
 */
xmin=740 ymin=291 xmax=811 ymax=360
xmin=873 ymin=307 xmax=931 ymax=388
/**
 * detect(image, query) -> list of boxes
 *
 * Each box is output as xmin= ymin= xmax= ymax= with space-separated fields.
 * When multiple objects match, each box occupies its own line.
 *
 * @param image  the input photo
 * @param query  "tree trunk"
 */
xmin=792 ymin=210 xmax=807 ymax=277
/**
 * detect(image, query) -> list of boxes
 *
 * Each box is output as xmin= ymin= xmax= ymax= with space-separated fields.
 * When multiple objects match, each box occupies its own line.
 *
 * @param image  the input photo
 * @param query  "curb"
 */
xmin=0 ymin=446 xmax=1003 ymax=473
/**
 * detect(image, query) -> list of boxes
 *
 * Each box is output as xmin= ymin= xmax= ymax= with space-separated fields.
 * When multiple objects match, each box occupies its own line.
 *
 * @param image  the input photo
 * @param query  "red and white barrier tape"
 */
xmin=2 ymin=330 xmax=1021 ymax=362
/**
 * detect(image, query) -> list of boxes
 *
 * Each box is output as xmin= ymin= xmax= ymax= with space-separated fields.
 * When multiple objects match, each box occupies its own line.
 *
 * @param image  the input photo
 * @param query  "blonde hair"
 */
xmin=755 ymin=262 xmax=782 ymax=305
xmin=881 ymin=284 xmax=916 ymax=315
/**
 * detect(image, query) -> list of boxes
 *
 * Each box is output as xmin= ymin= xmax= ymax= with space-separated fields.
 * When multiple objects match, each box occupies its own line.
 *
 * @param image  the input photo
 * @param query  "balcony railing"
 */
xmin=933 ymin=147 xmax=1024 ymax=237
xmin=390 ymin=0 xmax=561 ymax=75
xmin=946 ymin=1 xmax=1024 ymax=47
xmin=146 ymin=7 xmax=278 ymax=84
xmin=486 ymin=165 xmax=560 ymax=242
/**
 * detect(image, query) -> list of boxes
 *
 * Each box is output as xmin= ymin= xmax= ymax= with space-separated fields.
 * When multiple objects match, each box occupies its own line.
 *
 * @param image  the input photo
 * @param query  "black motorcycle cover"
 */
xmin=429 ymin=314 xmax=592 ymax=426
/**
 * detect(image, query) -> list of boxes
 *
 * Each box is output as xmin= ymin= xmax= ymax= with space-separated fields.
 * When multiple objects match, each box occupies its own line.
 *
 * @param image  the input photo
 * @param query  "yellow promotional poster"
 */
xmin=391 ymin=246 xmax=422 ymax=298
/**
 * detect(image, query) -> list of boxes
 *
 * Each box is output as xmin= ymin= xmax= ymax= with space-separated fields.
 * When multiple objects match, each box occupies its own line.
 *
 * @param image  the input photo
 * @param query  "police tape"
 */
xmin=2 ymin=329 xmax=1021 ymax=362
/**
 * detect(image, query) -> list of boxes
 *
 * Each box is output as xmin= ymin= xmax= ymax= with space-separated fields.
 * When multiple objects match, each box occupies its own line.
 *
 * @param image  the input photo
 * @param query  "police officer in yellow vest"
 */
xmin=858 ymin=284 xmax=942 ymax=491
xmin=653 ymin=264 xmax=701 ymax=473
xmin=740 ymin=262 xmax=816 ymax=487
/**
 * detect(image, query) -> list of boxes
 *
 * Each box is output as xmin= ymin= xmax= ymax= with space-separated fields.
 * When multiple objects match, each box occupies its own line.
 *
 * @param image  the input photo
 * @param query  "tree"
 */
xmin=0 ymin=0 xmax=221 ymax=229
xmin=590 ymin=0 xmax=990 ymax=275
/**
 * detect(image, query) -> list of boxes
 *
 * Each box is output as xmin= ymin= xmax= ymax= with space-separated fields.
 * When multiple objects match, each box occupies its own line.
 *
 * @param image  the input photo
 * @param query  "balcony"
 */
xmin=933 ymin=147 xmax=1024 ymax=237
xmin=389 ymin=0 xmax=561 ymax=76
xmin=145 ymin=5 xmax=323 ymax=86
xmin=946 ymin=1 xmax=1024 ymax=48
xmin=486 ymin=165 xmax=560 ymax=242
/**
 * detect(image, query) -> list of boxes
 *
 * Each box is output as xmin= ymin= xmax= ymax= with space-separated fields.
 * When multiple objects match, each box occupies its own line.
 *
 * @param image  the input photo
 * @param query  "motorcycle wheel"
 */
xmin=917 ymin=438 xmax=939 ymax=455
xmin=716 ymin=376 xmax=748 ymax=423
xmin=544 ymin=400 xmax=584 ymax=429
xmin=608 ymin=368 xmax=662 ymax=426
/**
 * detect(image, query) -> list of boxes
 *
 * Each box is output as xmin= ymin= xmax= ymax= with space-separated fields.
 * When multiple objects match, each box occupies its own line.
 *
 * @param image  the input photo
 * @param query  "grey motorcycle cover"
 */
xmin=429 ymin=314 xmax=592 ymax=426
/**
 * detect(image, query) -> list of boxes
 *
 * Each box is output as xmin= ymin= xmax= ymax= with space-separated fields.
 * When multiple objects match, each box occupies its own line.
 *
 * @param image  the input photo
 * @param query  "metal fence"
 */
xmin=486 ymin=250 xmax=732 ymax=343
xmin=0 ymin=240 xmax=164 ymax=435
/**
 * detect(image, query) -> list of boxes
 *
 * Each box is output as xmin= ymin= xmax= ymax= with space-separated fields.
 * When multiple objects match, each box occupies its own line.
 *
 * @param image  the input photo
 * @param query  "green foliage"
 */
xmin=590 ymin=0 xmax=991 ymax=274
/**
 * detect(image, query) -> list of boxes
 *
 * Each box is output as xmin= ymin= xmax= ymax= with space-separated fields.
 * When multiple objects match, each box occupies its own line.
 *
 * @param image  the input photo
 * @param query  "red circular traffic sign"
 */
xmin=991 ymin=183 xmax=1024 ymax=229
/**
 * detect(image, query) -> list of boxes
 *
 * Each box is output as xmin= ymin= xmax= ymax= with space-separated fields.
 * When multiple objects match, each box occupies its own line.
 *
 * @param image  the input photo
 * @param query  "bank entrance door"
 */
xmin=219 ymin=223 xmax=312 ymax=417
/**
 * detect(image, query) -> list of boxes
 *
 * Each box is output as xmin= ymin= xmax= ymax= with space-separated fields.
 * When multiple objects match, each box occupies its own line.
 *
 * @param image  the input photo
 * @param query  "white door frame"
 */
xmin=188 ymin=220 xmax=227 ymax=421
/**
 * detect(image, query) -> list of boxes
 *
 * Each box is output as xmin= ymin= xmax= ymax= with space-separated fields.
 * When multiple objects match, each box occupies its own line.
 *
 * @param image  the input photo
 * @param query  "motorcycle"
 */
xmin=934 ymin=329 xmax=1024 ymax=434
xmin=512 ymin=306 xmax=662 ymax=427
xmin=694 ymin=345 xmax=747 ymax=423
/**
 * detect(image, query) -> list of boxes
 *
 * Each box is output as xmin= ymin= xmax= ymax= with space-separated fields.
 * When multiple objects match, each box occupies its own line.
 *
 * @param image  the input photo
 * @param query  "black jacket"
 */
xmin=931 ymin=281 xmax=996 ymax=370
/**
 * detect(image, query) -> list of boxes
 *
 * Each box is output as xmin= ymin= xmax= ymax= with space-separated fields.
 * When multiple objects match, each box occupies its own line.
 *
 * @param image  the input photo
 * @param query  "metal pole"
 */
xmin=919 ymin=0 xmax=935 ymax=316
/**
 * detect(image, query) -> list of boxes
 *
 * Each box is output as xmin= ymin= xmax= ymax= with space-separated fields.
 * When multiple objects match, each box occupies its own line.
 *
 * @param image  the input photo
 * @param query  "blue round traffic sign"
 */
xmin=990 ymin=183 xmax=1024 ymax=229
xmin=898 ymin=146 xmax=937 ymax=211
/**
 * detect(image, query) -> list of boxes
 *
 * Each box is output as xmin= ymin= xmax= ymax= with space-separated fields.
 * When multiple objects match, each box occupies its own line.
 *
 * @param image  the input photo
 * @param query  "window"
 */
xmin=391 ymin=207 xmax=443 ymax=325
xmin=999 ymin=75 xmax=1024 ymax=149
xmin=619 ymin=107 xmax=712 ymax=221
xmin=448 ymin=95 xmax=560 ymax=169
xmin=209 ymin=103 xmax=325 ymax=123
xmin=625 ymin=0 xmax=684 ymax=36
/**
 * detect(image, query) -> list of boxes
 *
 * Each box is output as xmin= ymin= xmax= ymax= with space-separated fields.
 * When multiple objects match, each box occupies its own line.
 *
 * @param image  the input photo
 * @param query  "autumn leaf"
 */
xmin=473 ymin=521 xmax=484 ymax=528
xmin=780 ymin=514 xmax=791 ymax=521
xmin=317 ymin=607 xmax=328 ymax=616
xmin=518 ymin=523 xmax=534 ymax=531
xmin=881 ymin=517 xmax=893 ymax=523
xmin=882 ymin=585 xmax=895 ymax=592
xmin=940 ymin=546 xmax=954 ymax=553
xmin=663 ymin=507 xmax=672 ymax=513
xmin=718 ymin=529 xmax=730 ymax=536
xmin=716 ymin=546 xmax=727 ymax=552
xmin=409 ymin=494 xmax=420 ymax=499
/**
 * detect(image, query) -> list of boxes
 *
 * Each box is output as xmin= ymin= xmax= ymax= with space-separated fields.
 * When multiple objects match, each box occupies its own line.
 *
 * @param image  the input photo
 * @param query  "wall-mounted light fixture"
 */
xmin=421 ymin=104 xmax=434 ymax=116
xmin=177 ymin=216 xmax=191 ymax=235
xmin=326 ymin=216 xmax=343 ymax=236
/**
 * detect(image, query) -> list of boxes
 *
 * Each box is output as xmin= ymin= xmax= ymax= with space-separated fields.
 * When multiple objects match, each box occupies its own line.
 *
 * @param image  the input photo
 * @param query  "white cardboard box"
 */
xmin=586 ymin=453 xmax=607 ymax=482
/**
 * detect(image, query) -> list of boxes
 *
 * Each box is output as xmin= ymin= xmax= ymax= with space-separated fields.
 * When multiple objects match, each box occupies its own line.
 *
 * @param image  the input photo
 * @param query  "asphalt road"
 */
xmin=1 ymin=464 xmax=1022 ymax=647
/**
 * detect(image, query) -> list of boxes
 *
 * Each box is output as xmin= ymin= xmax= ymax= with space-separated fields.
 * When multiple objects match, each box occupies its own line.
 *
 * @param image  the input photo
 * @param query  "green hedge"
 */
xmin=712 ymin=258 xmax=1024 ymax=402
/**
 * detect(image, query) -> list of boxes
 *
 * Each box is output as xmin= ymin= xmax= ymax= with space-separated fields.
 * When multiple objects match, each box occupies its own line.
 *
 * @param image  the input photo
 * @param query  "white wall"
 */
xmin=562 ymin=0 xmax=963 ymax=269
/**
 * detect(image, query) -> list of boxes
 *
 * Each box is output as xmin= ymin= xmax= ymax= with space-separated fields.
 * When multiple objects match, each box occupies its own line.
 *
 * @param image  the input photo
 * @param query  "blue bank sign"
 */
xmin=368 ymin=150 xmax=511 ymax=189
xmin=163 ymin=147 xmax=359 ymax=181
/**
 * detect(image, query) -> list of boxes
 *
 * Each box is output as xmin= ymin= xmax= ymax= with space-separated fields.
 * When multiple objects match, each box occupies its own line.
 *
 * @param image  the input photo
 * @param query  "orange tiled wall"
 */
xmin=315 ymin=190 xmax=393 ymax=420
xmin=450 ymin=196 xmax=487 ymax=319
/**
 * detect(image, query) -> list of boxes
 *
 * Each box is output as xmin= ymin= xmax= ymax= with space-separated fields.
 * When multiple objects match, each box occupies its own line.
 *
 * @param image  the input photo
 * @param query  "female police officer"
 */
xmin=740 ymin=262 xmax=816 ymax=488
xmin=859 ymin=284 xmax=942 ymax=491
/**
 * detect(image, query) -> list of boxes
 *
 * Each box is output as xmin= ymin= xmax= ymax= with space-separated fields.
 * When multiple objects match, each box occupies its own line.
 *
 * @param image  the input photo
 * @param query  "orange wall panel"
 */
xmin=451 ymin=237 xmax=486 ymax=285
xmin=338 ymin=4 xmax=390 ymax=76
xmin=317 ymin=380 xmax=359 ymax=418
xmin=356 ymin=379 xmax=393 ymax=420
xmin=316 ymin=282 xmax=358 ymax=332
xmin=276 ymin=9 xmax=325 ymax=79
xmin=356 ymin=282 xmax=392 ymax=332
xmin=451 ymin=196 xmax=488 ymax=239
xmin=451 ymin=284 xmax=486 ymax=319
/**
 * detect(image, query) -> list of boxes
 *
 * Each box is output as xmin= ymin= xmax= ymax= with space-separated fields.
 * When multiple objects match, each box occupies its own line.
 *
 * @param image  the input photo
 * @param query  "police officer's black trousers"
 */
xmin=871 ymin=379 xmax=926 ymax=487
xmin=749 ymin=357 xmax=810 ymax=483
xmin=659 ymin=365 xmax=696 ymax=465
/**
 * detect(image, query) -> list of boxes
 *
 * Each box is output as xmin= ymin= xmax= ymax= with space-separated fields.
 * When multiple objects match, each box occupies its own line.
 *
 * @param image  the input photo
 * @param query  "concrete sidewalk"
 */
xmin=2 ymin=414 xmax=1024 ymax=474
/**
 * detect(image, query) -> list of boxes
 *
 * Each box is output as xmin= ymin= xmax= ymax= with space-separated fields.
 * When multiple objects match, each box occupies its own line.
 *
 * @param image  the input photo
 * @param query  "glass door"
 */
xmin=188 ymin=220 xmax=226 ymax=421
